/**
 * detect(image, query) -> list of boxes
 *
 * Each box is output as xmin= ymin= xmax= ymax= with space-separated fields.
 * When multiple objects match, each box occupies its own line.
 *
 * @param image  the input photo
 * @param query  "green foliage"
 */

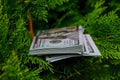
xmin=1 ymin=0 xmax=120 ymax=80
xmin=48 ymin=0 xmax=69 ymax=9
xmin=0 ymin=0 xmax=72 ymax=80
xmin=48 ymin=0 xmax=81 ymax=27
xmin=0 ymin=50 xmax=42 ymax=80
xmin=25 ymin=0 xmax=69 ymax=22
xmin=42 ymin=0 xmax=120 ymax=80
xmin=0 ymin=0 xmax=9 ymax=44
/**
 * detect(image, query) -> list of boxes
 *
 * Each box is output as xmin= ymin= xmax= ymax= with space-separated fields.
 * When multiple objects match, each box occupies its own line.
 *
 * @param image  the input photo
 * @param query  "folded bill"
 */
xmin=46 ymin=34 xmax=101 ymax=63
xmin=28 ymin=26 xmax=101 ymax=63
xmin=29 ymin=26 xmax=84 ymax=55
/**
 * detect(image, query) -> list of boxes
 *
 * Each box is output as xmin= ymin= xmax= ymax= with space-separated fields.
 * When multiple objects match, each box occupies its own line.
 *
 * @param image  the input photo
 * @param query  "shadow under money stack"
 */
xmin=29 ymin=26 xmax=101 ymax=63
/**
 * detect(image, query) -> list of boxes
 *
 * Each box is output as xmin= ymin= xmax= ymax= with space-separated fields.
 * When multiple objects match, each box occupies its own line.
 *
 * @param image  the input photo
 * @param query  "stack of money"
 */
xmin=29 ymin=26 xmax=101 ymax=62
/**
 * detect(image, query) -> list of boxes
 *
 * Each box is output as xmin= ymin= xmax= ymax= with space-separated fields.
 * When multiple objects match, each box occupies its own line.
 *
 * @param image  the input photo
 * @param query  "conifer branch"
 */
xmin=28 ymin=13 xmax=34 ymax=38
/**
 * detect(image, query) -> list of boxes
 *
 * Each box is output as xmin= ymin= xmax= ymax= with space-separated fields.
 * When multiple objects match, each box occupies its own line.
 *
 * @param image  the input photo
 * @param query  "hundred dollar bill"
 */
xmin=46 ymin=34 xmax=101 ymax=63
xmin=30 ymin=26 xmax=84 ymax=50
xmin=29 ymin=26 xmax=84 ymax=55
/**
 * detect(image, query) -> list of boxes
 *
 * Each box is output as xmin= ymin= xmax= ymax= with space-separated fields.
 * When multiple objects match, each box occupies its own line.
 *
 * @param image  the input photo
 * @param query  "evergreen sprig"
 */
xmin=0 ymin=0 xmax=120 ymax=80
